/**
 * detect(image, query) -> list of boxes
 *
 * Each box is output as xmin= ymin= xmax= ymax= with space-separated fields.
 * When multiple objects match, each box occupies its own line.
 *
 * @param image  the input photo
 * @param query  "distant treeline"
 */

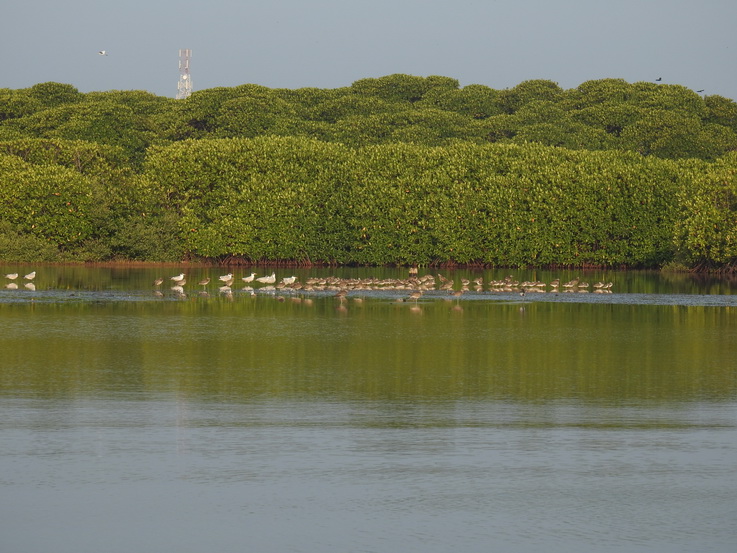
xmin=1 ymin=75 xmax=736 ymax=269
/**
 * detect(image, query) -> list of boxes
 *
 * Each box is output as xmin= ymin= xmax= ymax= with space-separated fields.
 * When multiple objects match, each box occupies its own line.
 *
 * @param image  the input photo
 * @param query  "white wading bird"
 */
xmin=256 ymin=273 xmax=276 ymax=284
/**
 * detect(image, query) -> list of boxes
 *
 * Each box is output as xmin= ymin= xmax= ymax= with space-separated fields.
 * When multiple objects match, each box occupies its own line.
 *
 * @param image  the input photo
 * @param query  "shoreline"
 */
xmin=0 ymin=258 xmax=729 ymax=275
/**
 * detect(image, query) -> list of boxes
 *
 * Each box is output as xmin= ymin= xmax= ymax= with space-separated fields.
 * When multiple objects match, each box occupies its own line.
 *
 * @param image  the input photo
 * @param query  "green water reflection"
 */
xmin=2 ymin=294 xmax=735 ymax=403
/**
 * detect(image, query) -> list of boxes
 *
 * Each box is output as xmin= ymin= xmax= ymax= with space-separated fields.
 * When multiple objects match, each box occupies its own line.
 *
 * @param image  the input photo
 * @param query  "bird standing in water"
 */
xmin=407 ymin=290 xmax=422 ymax=303
xmin=256 ymin=273 xmax=276 ymax=284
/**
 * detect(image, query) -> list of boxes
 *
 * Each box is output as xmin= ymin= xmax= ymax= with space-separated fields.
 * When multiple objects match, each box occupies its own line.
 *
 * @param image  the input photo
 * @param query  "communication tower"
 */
xmin=176 ymin=49 xmax=192 ymax=99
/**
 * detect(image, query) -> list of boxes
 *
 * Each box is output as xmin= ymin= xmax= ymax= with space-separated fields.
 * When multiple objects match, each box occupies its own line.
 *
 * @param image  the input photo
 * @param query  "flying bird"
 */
xmin=98 ymin=50 xmax=108 ymax=56
xmin=655 ymin=77 xmax=662 ymax=82
xmin=697 ymin=89 xmax=704 ymax=93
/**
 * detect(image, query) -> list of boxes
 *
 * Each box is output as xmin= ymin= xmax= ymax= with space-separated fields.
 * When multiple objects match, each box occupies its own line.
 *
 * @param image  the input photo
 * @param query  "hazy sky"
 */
xmin=3 ymin=0 xmax=736 ymax=99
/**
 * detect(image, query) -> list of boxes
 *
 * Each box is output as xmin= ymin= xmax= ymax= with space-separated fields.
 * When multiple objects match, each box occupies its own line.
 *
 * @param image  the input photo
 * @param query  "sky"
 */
xmin=3 ymin=0 xmax=736 ymax=100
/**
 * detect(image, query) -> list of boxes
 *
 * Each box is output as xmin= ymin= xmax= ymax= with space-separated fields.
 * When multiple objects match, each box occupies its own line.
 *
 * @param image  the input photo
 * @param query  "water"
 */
xmin=1 ymin=266 xmax=736 ymax=553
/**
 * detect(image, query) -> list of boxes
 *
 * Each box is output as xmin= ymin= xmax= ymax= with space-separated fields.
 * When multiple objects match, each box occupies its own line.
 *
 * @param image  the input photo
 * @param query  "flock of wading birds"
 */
xmin=3 ymin=271 xmax=36 ymax=290
xmin=3 ymin=269 xmax=614 ymax=300
xmin=153 ymin=269 xmax=614 ymax=301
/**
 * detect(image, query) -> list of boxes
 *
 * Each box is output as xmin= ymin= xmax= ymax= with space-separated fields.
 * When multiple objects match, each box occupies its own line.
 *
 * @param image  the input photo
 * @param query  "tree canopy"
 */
xmin=1 ymin=75 xmax=736 ymax=269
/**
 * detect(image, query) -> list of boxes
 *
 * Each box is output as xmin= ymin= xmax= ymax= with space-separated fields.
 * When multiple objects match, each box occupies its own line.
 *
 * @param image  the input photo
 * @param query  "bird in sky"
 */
xmin=697 ymin=89 xmax=704 ymax=93
xmin=98 ymin=50 xmax=108 ymax=56
xmin=655 ymin=77 xmax=662 ymax=82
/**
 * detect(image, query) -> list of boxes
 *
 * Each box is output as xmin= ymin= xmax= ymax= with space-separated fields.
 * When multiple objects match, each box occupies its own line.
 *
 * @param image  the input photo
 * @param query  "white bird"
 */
xmin=170 ymin=273 xmax=185 ymax=282
xmin=256 ymin=272 xmax=276 ymax=284
xmin=5 ymin=273 xmax=18 ymax=280
xmin=218 ymin=273 xmax=233 ymax=282
xmin=242 ymin=272 xmax=256 ymax=283
xmin=281 ymin=276 xmax=297 ymax=285
xmin=98 ymin=50 xmax=108 ymax=56
xmin=24 ymin=271 xmax=36 ymax=280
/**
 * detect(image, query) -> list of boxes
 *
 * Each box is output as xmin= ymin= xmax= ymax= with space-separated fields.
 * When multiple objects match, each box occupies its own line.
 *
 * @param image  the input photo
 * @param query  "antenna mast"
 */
xmin=176 ymin=49 xmax=192 ymax=99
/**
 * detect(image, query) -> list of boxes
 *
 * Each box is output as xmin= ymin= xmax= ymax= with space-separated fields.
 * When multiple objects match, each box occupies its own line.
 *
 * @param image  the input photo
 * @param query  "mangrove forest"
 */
xmin=1 ymin=74 xmax=736 ymax=270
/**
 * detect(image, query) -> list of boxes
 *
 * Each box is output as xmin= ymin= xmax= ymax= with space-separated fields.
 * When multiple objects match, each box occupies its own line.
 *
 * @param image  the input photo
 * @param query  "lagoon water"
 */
xmin=1 ymin=266 xmax=736 ymax=553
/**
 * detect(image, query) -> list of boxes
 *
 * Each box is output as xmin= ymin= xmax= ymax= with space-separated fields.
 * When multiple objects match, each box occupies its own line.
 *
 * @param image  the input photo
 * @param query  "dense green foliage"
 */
xmin=1 ymin=75 xmax=736 ymax=268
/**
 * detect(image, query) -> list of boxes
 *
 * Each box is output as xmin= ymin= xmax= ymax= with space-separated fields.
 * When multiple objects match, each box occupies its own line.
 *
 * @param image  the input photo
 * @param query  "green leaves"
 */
xmin=350 ymin=74 xmax=459 ymax=103
xmin=137 ymin=138 xmax=700 ymax=267
xmin=26 ymin=82 xmax=83 ymax=108
xmin=1 ymin=76 xmax=737 ymax=268
xmin=0 ymin=154 xmax=95 ymax=247
xmin=620 ymin=109 xmax=737 ymax=160
xmin=3 ymin=76 xmax=734 ymax=162
xmin=5 ymin=102 xmax=157 ymax=166
xmin=498 ymin=80 xmax=564 ymax=114
xmin=673 ymin=153 xmax=737 ymax=267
